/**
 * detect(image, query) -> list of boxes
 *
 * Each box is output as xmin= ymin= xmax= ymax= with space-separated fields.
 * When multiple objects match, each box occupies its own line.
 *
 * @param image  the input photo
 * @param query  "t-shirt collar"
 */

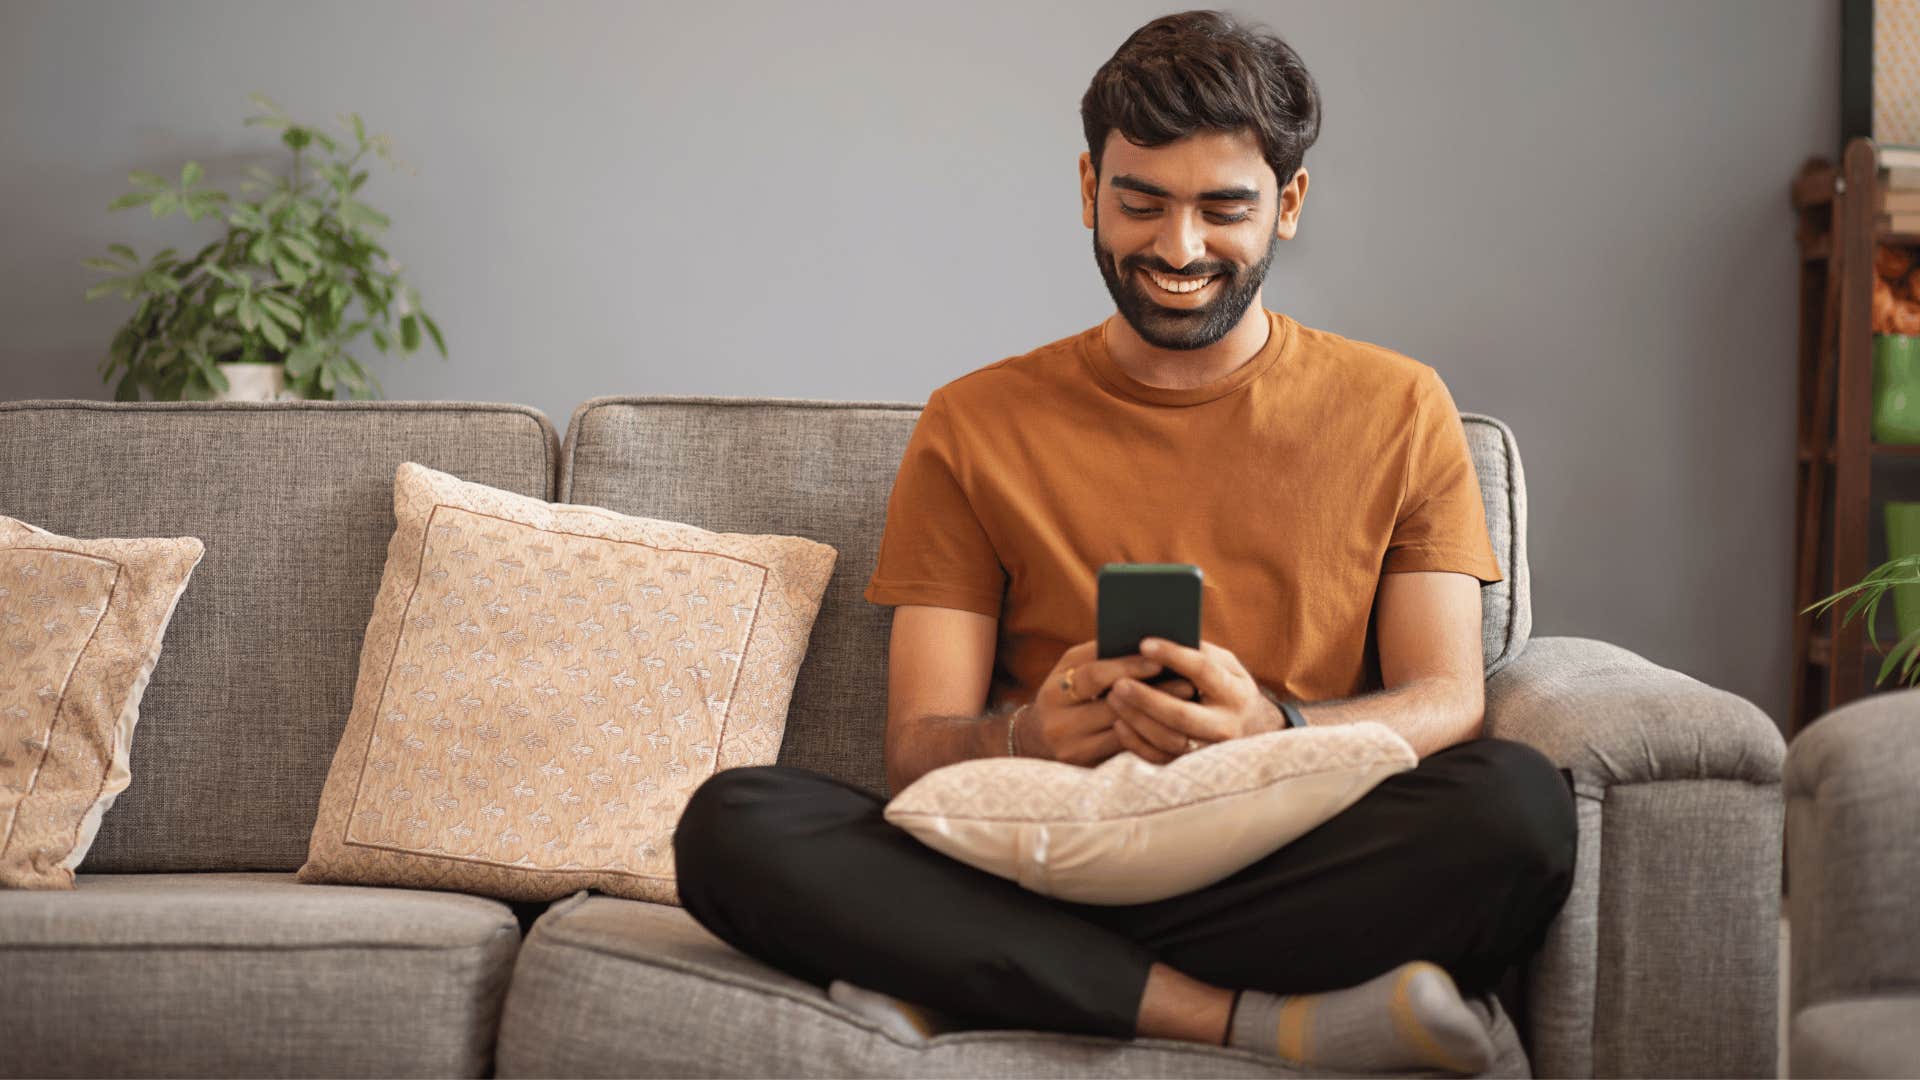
xmin=1079 ymin=309 xmax=1293 ymax=407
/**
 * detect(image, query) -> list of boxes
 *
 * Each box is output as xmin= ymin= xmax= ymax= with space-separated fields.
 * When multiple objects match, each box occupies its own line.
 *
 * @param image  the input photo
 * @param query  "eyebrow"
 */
xmin=1110 ymin=174 xmax=1261 ymax=203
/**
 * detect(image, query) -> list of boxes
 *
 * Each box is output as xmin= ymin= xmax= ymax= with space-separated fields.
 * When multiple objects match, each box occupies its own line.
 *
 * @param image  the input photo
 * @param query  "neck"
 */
xmin=1103 ymin=293 xmax=1271 ymax=390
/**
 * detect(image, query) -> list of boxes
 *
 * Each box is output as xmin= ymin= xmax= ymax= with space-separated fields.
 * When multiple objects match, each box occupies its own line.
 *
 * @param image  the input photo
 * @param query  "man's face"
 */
xmin=1079 ymin=129 xmax=1306 ymax=351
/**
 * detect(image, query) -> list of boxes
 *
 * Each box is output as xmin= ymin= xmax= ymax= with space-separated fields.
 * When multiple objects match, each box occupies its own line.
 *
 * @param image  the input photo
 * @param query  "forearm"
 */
xmin=1277 ymin=677 xmax=1482 ymax=758
xmin=884 ymin=705 xmax=1015 ymax=796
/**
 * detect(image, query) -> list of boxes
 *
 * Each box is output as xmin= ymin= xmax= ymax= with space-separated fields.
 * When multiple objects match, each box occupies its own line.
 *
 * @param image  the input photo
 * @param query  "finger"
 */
xmin=1114 ymin=716 xmax=1175 ymax=765
xmin=1197 ymin=639 xmax=1251 ymax=676
xmin=1110 ymin=676 xmax=1223 ymax=741
xmin=1109 ymin=694 xmax=1188 ymax=755
xmin=1063 ymin=655 xmax=1167 ymax=702
xmin=1071 ymin=726 xmax=1125 ymax=766
xmin=1140 ymin=638 xmax=1232 ymax=702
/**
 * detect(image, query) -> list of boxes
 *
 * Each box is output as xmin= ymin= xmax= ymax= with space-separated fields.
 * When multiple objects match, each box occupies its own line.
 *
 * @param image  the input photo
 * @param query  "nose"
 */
xmin=1153 ymin=211 xmax=1208 ymax=273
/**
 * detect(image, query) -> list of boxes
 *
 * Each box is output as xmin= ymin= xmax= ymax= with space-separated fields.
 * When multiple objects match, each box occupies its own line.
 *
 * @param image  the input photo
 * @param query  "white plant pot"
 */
xmin=213 ymin=362 xmax=296 ymax=402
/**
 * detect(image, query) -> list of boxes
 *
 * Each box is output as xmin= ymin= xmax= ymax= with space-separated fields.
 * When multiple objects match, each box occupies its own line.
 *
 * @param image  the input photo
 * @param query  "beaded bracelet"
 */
xmin=1005 ymin=702 xmax=1029 ymax=757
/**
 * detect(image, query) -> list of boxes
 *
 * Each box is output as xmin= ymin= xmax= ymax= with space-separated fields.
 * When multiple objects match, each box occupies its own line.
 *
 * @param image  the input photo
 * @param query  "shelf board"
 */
xmin=1796 ymin=441 xmax=1920 ymax=462
xmin=1805 ymin=632 xmax=1911 ymax=668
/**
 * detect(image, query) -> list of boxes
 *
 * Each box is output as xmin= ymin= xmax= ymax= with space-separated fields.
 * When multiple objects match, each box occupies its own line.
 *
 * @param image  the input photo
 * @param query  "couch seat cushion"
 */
xmin=0 ymin=872 xmax=519 ymax=1078
xmin=496 ymin=892 xmax=1529 ymax=1078
xmin=1791 ymin=996 xmax=1920 ymax=1079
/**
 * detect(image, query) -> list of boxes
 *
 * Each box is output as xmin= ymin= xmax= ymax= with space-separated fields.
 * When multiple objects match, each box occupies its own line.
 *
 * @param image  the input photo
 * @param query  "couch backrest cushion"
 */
xmin=0 ymin=400 xmax=558 ymax=872
xmin=560 ymin=396 xmax=1530 ymax=798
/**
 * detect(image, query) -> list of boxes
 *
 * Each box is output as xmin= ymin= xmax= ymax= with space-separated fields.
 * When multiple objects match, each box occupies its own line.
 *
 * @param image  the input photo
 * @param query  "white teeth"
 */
xmin=1145 ymin=270 xmax=1214 ymax=294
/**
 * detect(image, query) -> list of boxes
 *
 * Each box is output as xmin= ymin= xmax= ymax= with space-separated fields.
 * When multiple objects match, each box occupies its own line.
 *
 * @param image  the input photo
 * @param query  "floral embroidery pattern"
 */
xmin=345 ymin=506 xmax=763 ymax=876
xmin=0 ymin=549 xmax=117 ymax=851
xmin=301 ymin=463 xmax=838 ymax=905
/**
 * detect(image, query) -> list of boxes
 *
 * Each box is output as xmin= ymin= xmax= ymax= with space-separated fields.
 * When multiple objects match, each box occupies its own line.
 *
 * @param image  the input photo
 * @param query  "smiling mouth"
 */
xmin=1140 ymin=268 xmax=1218 ymax=296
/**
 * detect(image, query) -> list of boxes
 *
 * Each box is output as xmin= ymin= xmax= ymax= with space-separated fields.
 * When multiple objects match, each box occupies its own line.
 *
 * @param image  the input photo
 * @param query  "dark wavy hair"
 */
xmin=1081 ymin=10 xmax=1322 ymax=193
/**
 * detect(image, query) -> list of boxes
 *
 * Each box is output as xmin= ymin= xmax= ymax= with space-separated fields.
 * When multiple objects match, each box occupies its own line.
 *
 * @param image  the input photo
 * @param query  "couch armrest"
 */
xmin=1484 ymin=636 xmax=1784 ymax=794
xmin=1787 ymin=688 xmax=1920 ymax=1014
xmin=1484 ymin=637 xmax=1784 ymax=1079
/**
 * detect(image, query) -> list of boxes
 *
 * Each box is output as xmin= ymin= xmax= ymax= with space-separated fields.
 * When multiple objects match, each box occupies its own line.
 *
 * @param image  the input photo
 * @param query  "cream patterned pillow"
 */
xmin=884 ymin=723 xmax=1417 ymax=905
xmin=0 ymin=517 xmax=204 ymax=889
xmin=298 ymin=463 xmax=837 ymax=903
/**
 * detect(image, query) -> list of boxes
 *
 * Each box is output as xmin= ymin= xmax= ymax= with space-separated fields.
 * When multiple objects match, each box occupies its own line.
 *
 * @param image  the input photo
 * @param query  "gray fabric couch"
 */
xmin=1786 ymin=689 xmax=1920 ymax=1078
xmin=0 ymin=396 xmax=1786 ymax=1078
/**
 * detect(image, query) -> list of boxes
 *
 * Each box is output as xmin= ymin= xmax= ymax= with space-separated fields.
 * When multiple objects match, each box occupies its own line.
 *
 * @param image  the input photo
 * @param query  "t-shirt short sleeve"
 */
xmin=1382 ymin=369 xmax=1506 ymax=584
xmin=863 ymin=389 xmax=1008 ymax=618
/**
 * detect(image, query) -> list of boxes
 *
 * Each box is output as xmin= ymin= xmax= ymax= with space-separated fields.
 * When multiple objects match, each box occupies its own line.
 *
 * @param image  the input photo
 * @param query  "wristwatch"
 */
xmin=1260 ymin=685 xmax=1309 ymax=729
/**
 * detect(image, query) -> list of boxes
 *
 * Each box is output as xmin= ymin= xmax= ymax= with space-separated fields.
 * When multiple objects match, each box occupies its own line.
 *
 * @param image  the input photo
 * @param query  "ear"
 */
xmin=1274 ymin=166 xmax=1309 ymax=240
xmin=1079 ymin=152 xmax=1098 ymax=230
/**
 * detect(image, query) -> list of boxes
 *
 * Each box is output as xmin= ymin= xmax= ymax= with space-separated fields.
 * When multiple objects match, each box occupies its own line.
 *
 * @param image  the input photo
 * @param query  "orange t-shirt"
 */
xmin=862 ymin=309 xmax=1504 ymax=710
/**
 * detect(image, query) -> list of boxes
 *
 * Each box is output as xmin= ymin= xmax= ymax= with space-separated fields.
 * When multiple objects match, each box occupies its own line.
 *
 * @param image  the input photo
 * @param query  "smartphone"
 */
xmin=1097 ymin=562 xmax=1203 ymax=691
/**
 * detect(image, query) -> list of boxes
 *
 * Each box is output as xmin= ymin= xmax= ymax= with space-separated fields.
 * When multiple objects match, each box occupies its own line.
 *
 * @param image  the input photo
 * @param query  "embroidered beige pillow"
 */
xmin=0 ymin=517 xmax=204 ymax=889
xmin=884 ymin=723 xmax=1418 ymax=904
xmin=299 ymin=462 xmax=837 ymax=904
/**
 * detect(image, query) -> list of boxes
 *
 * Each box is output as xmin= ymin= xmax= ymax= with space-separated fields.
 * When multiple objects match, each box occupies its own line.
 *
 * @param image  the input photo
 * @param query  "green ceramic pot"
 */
xmin=1886 ymin=501 xmax=1920 ymax=640
xmin=1873 ymin=334 xmax=1920 ymax=444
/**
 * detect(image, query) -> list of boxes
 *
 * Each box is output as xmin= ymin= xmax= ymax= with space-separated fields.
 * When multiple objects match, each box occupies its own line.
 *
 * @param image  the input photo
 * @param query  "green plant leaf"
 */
xmin=247 ymin=91 xmax=284 ymax=115
xmin=113 ymin=372 xmax=139 ymax=401
xmin=183 ymin=381 xmax=215 ymax=402
xmin=181 ymin=161 xmax=204 ymax=188
xmin=81 ymin=256 xmax=126 ymax=272
xmin=400 ymin=314 xmax=420 ymax=352
xmin=149 ymin=191 xmax=179 ymax=218
xmin=421 ymin=312 xmax=446 ymax=357
xmin=129 ymin=170 xmax=168 ymax=188
xmin=271 ymin=255 xmax=307 ymax=285
xmin=84 ymin=280 xmax=123 ymax=301
xmin=109 ymin=190 xmax=159 ymax=211
xmin=108 ymin=243 xmax=137 ymax=262
xmin=237 ymin=297 xmax=259 ymax=332
xmin=280 ymin=236 xmax=321 ymax=266
xmin=257 ymin=293 xmax=303 ymax=330
xmin=282 ymin=127 xmax=313 ymax=152
xmin=259 ymin=314 xmax=288 ymax=350
xmin=285 ymin=344 xmax=322 ymax=378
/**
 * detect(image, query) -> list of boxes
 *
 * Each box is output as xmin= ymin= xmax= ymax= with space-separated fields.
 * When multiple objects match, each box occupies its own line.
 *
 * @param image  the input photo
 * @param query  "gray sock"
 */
xmin=1225 ymin=961 xmax=1494 ymax=1075
xmin=828 ymin=979 xmax=961 ymax=1045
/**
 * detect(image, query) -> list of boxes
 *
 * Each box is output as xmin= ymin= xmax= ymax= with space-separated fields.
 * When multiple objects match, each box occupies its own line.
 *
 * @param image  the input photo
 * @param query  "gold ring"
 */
xmin=1184 ymin=736 xmax=1199 ymax=753
xmin=1060 ymin=667 xmax=1078 ymax=701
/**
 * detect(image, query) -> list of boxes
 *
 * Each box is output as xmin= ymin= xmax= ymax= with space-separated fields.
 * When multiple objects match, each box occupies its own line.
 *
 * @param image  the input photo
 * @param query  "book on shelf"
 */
xmin=1882 ymin=189 xmax=1920 ymax=213
xmin=1887 ymin=211 xmax=1920 ymax=235
xmin=1880 ymin=143 xmax=1920 ymax=170
xmin=1885 ymin=165 xmax=1920 ymax=190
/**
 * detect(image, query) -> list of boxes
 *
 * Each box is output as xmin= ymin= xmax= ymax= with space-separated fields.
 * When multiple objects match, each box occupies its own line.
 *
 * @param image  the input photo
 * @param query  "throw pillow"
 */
xmin=0 ymin=516 xmax=204 ymax=889
xmin=298 ymin=462 xmax=836 ymax=904
xmin=883 ymin=722 xmax=1417 ymax=904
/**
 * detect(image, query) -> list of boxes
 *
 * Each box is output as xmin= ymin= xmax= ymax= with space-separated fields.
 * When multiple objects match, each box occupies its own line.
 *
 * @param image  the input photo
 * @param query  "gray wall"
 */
xmin=0 ymin=0 xmax=1836 ymax=727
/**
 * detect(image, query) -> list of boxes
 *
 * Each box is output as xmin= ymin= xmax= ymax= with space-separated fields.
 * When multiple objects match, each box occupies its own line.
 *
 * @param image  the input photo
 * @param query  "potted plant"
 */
xmin=1805 ymin=551 xmax=1920 ymax=688
xmin=82 ymin=93 xmax=445 ymax=401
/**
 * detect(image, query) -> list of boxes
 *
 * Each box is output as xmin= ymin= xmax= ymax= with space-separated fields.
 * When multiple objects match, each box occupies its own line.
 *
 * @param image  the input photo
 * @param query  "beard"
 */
xmin=1092 ymin=205 xmax=1280 ymax=351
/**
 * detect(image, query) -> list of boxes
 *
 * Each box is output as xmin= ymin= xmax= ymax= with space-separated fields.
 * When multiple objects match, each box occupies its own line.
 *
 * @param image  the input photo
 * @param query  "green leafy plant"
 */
xmin=1803 ymin=554 xmax=1920 ymax=687
xmin=83 ymin=93 xmax=445 ymax=400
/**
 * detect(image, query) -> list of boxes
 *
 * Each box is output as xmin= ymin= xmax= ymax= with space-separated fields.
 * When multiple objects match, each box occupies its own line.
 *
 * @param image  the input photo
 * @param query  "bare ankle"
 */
xmin=1132 ymin=962 xmax=1235 ymax=1044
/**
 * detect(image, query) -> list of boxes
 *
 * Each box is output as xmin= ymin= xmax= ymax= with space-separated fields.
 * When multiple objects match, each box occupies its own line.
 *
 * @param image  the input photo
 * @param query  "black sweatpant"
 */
xmin=673 ymin=737 xmax=1576 ymax=1041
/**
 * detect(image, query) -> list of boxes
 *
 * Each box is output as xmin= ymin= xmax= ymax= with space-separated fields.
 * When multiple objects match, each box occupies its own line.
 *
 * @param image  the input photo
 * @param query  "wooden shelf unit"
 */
xmin=1789 ymin=136 xmax=1920 ymax=734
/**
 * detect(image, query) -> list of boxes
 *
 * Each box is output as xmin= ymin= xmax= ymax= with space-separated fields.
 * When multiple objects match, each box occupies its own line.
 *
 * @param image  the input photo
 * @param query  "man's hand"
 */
xmin=1106 ymin=637 xmax=1283 ymax=765
xmin=1020 ymin=639 xmax=1181 ymax=767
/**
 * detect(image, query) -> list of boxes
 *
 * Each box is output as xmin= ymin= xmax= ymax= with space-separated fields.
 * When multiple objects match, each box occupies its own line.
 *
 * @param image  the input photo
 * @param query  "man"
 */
xmin=675 ymin=10 xmax=1575 ymax=1074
